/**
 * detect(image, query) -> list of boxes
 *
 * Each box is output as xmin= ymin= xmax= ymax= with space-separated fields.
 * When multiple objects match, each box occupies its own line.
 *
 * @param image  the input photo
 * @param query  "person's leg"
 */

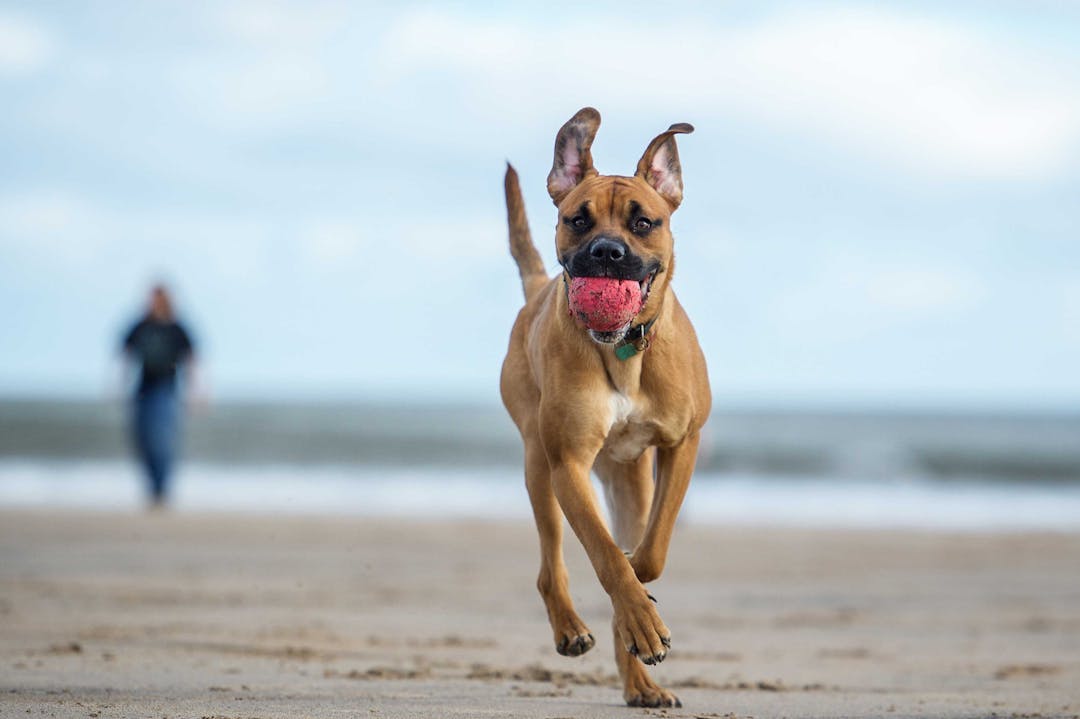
xmin=135 ymin=386 xmax=179 ymax=506
xmin=147 ymin=441 xmax=167 ymax=505
xmin=132 ymin=391 xmax=159 ymax=503
xmin=144 ymin=386 xmax=179 ymax=504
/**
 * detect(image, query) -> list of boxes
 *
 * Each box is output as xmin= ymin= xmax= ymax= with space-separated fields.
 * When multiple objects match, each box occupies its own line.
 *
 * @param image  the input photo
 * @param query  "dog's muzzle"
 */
xmin=565 ymin=236 xmax=654 ymax=283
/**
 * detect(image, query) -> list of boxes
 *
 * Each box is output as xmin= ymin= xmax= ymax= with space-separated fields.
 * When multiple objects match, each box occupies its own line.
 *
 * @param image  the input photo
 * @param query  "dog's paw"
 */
xmin=613 ymin=589 xmax=671 ymax=665
xmin=556 ymin=631 xmax=595 ymax=657
xmin=550 ymin=609 xmax=595 ymax=657
xmin=624 ymin=674 xmax=681 ymax=708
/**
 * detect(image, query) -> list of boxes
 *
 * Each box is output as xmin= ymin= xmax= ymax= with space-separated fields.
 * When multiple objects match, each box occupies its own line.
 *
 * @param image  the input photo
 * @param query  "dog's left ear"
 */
xmin=635 ymin=122 xmax=694 ymax=210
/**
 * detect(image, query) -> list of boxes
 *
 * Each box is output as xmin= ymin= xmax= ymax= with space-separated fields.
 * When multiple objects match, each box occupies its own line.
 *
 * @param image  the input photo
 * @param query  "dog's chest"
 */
xmin=602 ymin=392 xmax=658 ymax=462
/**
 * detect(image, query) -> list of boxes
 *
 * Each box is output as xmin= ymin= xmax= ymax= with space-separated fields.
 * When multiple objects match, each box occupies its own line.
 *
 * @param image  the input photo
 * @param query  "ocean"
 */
xmin=1 ymin=399 xmax=1078 ymax=530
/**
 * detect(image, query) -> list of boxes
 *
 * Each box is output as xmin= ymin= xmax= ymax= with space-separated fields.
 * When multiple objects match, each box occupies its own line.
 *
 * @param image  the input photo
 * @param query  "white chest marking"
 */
xmin=608 ymin=392 xmax=635 ymax=430
xmin=604 ymin=392 xmax=654 ymax=462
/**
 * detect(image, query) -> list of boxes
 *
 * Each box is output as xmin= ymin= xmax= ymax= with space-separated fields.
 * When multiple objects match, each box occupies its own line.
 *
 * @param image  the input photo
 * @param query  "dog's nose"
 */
xmin=589 ymin=237 xmax=627 ymax=263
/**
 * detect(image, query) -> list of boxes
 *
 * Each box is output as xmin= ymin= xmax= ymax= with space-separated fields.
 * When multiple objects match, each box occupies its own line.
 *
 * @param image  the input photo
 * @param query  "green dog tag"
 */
xmin=615 ymin=343 xmax=638 ymax=361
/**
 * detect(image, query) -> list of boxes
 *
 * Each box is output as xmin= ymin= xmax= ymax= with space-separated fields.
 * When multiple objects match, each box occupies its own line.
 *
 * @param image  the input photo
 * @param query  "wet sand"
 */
xmin=1 ymin=509 xmax=1078 ymax=718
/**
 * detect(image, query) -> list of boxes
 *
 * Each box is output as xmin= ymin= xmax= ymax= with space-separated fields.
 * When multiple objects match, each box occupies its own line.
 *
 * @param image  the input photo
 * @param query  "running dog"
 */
xmin=500 ymin=107 xmax=711 ymax=707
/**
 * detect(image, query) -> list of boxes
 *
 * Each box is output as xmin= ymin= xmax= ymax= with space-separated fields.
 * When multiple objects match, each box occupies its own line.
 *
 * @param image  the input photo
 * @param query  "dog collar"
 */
xmin=614 ymin=315 xmax=657 ymax=361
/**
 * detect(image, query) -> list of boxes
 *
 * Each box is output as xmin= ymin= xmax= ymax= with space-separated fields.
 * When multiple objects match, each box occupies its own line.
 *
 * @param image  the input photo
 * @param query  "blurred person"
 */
xmin=120 ymin=284 xmax=198 ymax=508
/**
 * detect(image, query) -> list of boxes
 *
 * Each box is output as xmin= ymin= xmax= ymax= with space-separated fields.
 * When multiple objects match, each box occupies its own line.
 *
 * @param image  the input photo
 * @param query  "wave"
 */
xmin=2 ymin=400 xmax=1080 ymax=483
xmin=2 ymin=460 xmax=1078 ymax=531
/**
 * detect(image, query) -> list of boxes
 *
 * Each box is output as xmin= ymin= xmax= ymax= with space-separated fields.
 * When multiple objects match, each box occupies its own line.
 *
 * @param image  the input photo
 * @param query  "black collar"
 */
xmin=614 ymin=314 xmax=657 ymax=361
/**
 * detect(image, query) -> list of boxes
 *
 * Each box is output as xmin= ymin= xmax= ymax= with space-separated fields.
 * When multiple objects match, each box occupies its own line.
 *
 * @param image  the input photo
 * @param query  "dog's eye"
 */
xmin=633 ymin=218 xmax=653 ymax=232
xmin=571 ymin=216 xmax=588 ymax=230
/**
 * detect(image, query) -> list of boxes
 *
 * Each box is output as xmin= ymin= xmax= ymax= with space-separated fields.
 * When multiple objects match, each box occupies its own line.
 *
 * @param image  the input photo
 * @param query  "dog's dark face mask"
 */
xmin=556 ymin=183 xmax=667 ymax=314
xmin=560 ymin=208 xmax=658 ymax=282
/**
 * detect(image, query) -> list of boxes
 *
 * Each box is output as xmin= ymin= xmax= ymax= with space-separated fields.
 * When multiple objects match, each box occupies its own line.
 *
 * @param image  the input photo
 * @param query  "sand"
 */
xmin=1 ymin=509 xmax=1078 ymax=718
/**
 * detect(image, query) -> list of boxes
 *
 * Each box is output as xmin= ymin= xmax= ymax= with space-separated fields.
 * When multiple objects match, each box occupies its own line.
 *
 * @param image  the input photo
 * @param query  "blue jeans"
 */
xmin=133 ymin=384 xmax=180 ymax=503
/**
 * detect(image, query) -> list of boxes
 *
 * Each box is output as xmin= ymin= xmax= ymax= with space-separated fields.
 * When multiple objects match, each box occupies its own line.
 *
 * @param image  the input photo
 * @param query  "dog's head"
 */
xmin=547 ymin=107 xmax=692 ymax=343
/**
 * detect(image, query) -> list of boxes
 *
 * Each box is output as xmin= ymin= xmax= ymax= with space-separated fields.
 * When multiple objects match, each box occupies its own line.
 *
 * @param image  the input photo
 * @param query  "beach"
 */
xmin=1 ymin=509 xmax=1077 ymax=718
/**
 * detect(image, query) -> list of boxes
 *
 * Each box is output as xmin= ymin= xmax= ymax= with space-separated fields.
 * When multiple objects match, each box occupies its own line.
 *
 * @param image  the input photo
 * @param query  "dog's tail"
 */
xmin=505 ymin=163 xmax=548 ymax=301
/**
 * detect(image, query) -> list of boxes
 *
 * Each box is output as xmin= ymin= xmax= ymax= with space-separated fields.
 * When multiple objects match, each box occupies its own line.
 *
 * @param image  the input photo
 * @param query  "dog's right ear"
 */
xmin=547 ymin=107 xmax=601 ymax=205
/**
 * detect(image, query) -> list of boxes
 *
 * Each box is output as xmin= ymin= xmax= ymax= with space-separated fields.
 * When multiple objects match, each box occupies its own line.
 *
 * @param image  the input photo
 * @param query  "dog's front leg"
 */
xmin=523 ymin=440 xmax=596 ymax=657
xmin=543 ymin=441 xmax=672 ymax=665
xmin=630 ymin=431 xmax=701 ymax=584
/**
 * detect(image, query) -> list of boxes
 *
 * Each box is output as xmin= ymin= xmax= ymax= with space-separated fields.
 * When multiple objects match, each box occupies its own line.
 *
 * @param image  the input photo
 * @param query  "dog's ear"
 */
xmin=635 ymin=122 xmax=694 ymax=210
xmin=547 ymin=107 xmax=601 ymax=205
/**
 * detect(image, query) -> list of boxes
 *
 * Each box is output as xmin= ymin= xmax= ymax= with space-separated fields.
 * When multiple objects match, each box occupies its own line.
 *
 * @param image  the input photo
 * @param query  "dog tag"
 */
xmin=615 ymin=342 xmax=638 ymax=361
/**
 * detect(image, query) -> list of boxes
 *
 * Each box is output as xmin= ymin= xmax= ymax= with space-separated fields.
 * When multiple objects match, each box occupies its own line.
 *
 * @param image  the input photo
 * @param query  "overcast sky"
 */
xmin=1 ymin=1 xmax=1079 ymax=406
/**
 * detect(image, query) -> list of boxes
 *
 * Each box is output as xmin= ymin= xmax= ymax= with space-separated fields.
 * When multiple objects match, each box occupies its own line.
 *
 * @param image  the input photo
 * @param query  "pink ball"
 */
xmin=567 ymin=277 xmax=643 ymax=332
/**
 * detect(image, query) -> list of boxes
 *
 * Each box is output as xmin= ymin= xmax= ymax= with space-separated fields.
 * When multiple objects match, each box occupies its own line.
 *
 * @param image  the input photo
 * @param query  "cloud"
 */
xmin=769 ymin=254 xmax=986 ymax=338
xmin=1062 ymin=280 xmax=1080 ymax=342
xmin=212 ymin=0 xmax=347 ymax=48
xmin=167 ymin=1 xmax=368 ymax=133
xmin=172 ymin=51 xmax=333 ymax=130
xmin=0 ymin=188 xmax=275 ymax=281
xmin=864 ymin=267 xmax=985 ymax=314
xmin=0 ymin=11 xmax=54 ymax=76
xmin=379 ymin=6 xmax=1080 ymax=180
xmin=0 ymin=191 xmax=106 ymax=262
xmin=300 ymin=219 xmax=367 ymax=269
xmin=726 ymin=9 xmax=1080 ymax=181
xmin=395 ymin=217 xmax=506 ymax=262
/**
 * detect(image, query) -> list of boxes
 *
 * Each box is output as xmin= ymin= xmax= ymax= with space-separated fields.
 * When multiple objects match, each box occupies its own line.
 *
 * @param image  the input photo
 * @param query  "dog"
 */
xmin=500 ymin=107 xmax=711 ymax=707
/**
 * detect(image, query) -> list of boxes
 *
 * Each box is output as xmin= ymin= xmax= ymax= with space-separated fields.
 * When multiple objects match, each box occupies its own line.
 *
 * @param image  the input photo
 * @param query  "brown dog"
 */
xmin=500 ymin=107 xmax=711 ymax=707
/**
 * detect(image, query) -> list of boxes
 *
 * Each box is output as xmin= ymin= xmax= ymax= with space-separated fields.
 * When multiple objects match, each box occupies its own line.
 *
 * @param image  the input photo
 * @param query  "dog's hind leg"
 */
xmin=595 ymin=450 xmax=681 ymax=707
xmin=629 ymin=431 xmax=701 ymax=584
xmin=524 ymin=439 xmax=595 ymax=657
xmin=594 ymin=450 xmax=654 ymax=553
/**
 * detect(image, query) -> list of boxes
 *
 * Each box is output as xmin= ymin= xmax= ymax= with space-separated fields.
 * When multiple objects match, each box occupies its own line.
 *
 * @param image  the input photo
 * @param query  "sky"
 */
xmin=1 ymin=1 xmax=1079 ymax=407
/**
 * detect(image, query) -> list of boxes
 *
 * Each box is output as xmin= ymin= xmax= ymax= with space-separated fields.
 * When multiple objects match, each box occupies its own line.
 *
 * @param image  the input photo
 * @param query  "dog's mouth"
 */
xmin=638 ymin=267 xmax=659 ymax=305
xmin=588 ymin=327 xmax=629 ymax=344
xmin=575 ymin=267 xmax=659 ymax=345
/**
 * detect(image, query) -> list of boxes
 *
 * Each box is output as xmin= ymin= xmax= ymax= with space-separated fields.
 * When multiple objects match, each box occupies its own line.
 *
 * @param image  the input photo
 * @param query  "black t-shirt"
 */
xmin=122 ymin=318 xmax=194 ymax=392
